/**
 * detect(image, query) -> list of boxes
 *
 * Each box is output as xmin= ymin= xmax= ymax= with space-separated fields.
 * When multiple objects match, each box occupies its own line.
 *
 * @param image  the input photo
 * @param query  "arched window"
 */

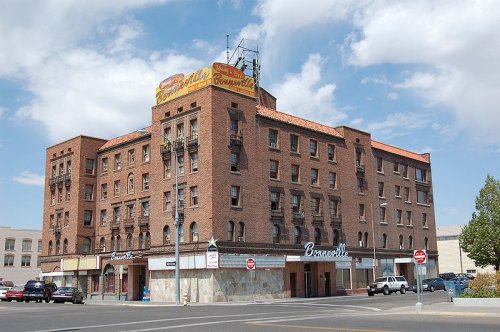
xmin=100 ymin=237 xmax=106 ymax=252
xmin=110 ymin=236 xmax=115 ymax=252
xmin=48 ymin=240 xmax=53 ymax=255
xmin=63 ymin=238 xmax=68 ymax=254
xmin=382 ymin=233 xmax=387 ymax=249
xmin=333 ymin=229 xmax=339 ymax=246
xmin=358 ymin=232 xmax=363 ymax=247
xmin=409 ymin=235 xmax=413 ymax=249
xmin=179 ymin=224 xmax=184 ymax=243
xmin=116 ymin=235 xmax=122 ymax=251
xmin=127 ymin=173 xmax=134 ymax=193
xmin=190 ymin=222 xmax=199 ymax=242
xmin=126 ymin=234 xmax=133 ymax=250
xmin=56 ymin=240 xmax=61 ymax=254
xmin=83 ymin=238 xmax=91 ymax=253
xmin=145 ymin=232 xmax=151 ymax=249
xmin=399 ymin=234 xmax=404 ymax=250
xmin=227 ymin=221 xmax=234 ymax=241
xmin=163 ymin=225 xmax=171 ymax=244
xmin=364 ymin=232 xmax=369 ymax=248
xmin=314 ymin=228 xmax=321 ymax=245
xmin=139 ymin=233 xmax=145 ymax=249
xmin=103 ymin=264 xmax=115 ymax=293
xmin=424 ymin=237 xmax=429 ymax=250
xmin=272 ymin=224 xmax=281 ymax=244
xmin=294 ymin=226 xmax=301 ymax=244
xmin=237 ymin=222 xmax=245 ymax=241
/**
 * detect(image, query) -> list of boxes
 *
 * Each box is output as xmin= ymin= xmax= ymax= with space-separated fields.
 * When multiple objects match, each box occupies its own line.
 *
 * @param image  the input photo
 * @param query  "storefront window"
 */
xmin=53 ymin=276 xmax=62 ymax=288
xmin=122 ymin=274 xmax=128 ymax=293
xmin=425 ymin=258 xmax=437 ymax=278
xmin=104 ymin=265 xmax=115 ymax=293
xmin=355 ymin=269 xmax=372 ymax=288
xmin=65 ymin=275 xmax=73 ymax=287
xmin=91 ymin=274 xmax=100 ymax=292
xmin=380 ymin=258 xmax=395 ymax=276
xmin=335 ymin=269 xmax=351 ymax=289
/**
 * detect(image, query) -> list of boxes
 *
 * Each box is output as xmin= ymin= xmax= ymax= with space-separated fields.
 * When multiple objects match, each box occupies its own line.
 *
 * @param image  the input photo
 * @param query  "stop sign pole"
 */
xmin=246 ymin=258 xmax=256 ymax=303
xmin=414 ymin=249 xmax=427 ymax=310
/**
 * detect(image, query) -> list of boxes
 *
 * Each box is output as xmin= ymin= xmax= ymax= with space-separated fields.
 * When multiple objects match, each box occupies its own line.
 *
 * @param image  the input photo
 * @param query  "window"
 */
xmin=114 ymin=154 xmax=122 ymax=171
xmin=57 ymin=188 xmax=63 ymax=203
xmin=128 ymin=149 xmax=135 ymax=165
xmin=270 ymin=192 xmax=281 ymax=211
xmin=178 ymin=188 xmax=185 ymax=208
xmin=113 ymin=206 xmax=121 ymax=223
xmin=163 ymin=225 xmax=171 ymax=244
xmin=230 ymin=119 xmax=239 ymax=136
xmin=38 ymin=240 xmax=42 ymax=253
xmin=289 ymin=134 xmax=299 ymax=153
xmin=269 ymin=129 xmax=278 ymax=148
xmin=127 ymin=174 xmax=134 ymax=193
xmin=227 ymin=221 xmax=234 ymax=241
xmin=84 ymin=184 xmax=93 ymax=201
xmin=382 ymin=233 xmax=387 ymax=248
xmin=82 ymin=238 xmax=91 ymax=254
xmin=328 ymin=144 xmax=335 ymax=161
xmin=101 ymin=157 xmax=109 ymax=173
xmin=190 ymin=222 xmax=199 ymax=242
xmin=416 ymin=168 xmax=426 ymax=182
xmin=141 ymin=201 xmax=150 ymax=217
xmin=190 ymin=152 xmax=198 ymax=172
xmin=291 ymin=164 xmax=300 ymax=183
xmin=379 ymin=206 xmax=386 ymax=223
xmin=84 ymin=210 xmax=93 ymax=226
xmin=63 ymin=239 xmax=68 ymax=254
xmin=64 ymin=211 xmax=69 ymax=227
xmin=51 ymin=189 xmax=55 ymax=205
xmin=100 ymin=210 xmax=107 ymax=226
xmin=395 ymin=185 xmax=401 ymax=197
xmin=396 ymin=209 xmax=402 ymax=224
xmin=294 ymin=226 xmax=301 ymax=244
xmin=329 ymin=172 xmax=337 ymax=189
xmin=237 ymin=222 xmax=245 ymax=241
xmin=357 ymin=177 xmax=364 ymax=193
xmin=272 ymin=224 xmax=281 ymax=244
xmin=190 ymin=186 xmax=198 ymax=206
xmin=114 ymin=180 xmax=121 ymax=196
xmin=66 ymin=185 xmax=71 ymax=201
xmin=4 ymin=255 xmax=14 ymax=267
xmin=101 ymin=183 xmax=108 ymax=200
xmin=314 ymin=228 xmax=322 ymax=245
xmin=230 ymin=186 xmax=240 ymax=206
xmin=376 ymin=157 xmax=383 ymax=172
xmin=178 ymin=155 xmax=185 ymax=175
xmin=393 ymin=162 xmax=399 ymax=173
xmin=22 ymin=239 xmax=32 ymax=252
xmin=404 ymin=187 xmax=410 ymax=202
xmin=378 ymin=182 xmax=384 ymax=197
xmin=333 ymin=229 xmax=340 ymax=246
xmin=142 ymin=144 xmax=150 ymax=163
xmin=142 ymin=173 xmax=150 ymax=190
xmin=48 ymin=240 xmax=53 ymax=255
xmin=51 ymin=165 xmax=56 ymax=177
xmin=177 ymin=122 xmax=184 ymax=139
xmin=402 ymin=164 xmax=409 ymax=178
xmin=164 ymin=159 xmax=172 ymax=179
xmin=417 ymin=190 xmax=428 ymax=204
xmin=190 ymin=118 xmax=198 ymax=136
xmin=422 ymin=213 xmax=428 ymax=227
xmin=126 ymin=234 xmax=133 ymax=250
xmin=85 ymin=158 xmax=95 ymax=175
xmin=269 ymin=160 xmax=279 ymax=179
xmin=291 ymin=194 xmax=302 ymax=213
xmin=164 ymin=191 xmax=171 ymax=212
xmin=310 ymin=168 xmax=319 ymax=186
xmin=126 ymin=204 xmax=134 ymax=219
xmin=311 ymin=197 xmax=321 ymax=216
xmin=406 ymin=211 xmax=412 ymax=226
xmin=230 ymin=152 xmax=240 ymax=172
xmin=399 ymin=235 xmax=404 ymax=250
xmin=329 ymin=199 xmax=339 ymax=218
xmin=409 ymin=236 xmax=413 ymax=250
xmin=424 ymin=237 xmax=429 ymax=250
xmin=5 ymin=238 xmax=15 ymax=251
xmin=309 ymin=139 xmax=318 ymax=157
xmin=359 ymin=204 xmax=365 ymax=220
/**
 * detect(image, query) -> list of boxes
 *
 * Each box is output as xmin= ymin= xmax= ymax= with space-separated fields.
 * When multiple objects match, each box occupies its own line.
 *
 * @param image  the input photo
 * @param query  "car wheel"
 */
xmin=72 ymin=297 xmax=77 ymax=304
xmin=429 ymin=286 xmax=435 ymax=292
xmin=7 ymin=299 xmax=12 ymax=302
xmin=24 ymin=299 xmax=29 ymax=303
xmin=368 ymin=292 xmax=374 ymax=296
xmin=45 ymin=296 xmax=50 ymax=303
xmin=383 ymin=286 xmax=390 ymax=295
xmin=400 ymin=286 xmax=406 ymax=294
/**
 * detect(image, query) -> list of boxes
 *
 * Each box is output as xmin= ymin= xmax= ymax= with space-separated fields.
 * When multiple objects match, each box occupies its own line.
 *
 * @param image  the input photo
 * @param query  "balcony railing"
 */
xmin=52 ymin=224 xmax=61 ymax=234
xmin=271 ymin=207 xmax=284 ymax=220
xmin=124 ymin=218 xmax=134 ymax=228
xmin=160 ymin=143 xmax=172 ymax=160
xmin=229 ymin=134 xmax=243 ymax=149
xmin=312 ymin=212 xmax=324 ymax=225
xmin=172 ymin=203 xmax=185 ymax=221
xmin=292 ymin=210 xmax=305 ymax=223
xmin=138 ymin=215 xmax=150 ymax=225
xmin=174 ymin=138 xmax=185 ymax=152
xmin=356 ymin=164 xmax=365 ymax=174
xmin=330 ymin=215 xmax=342 ymax=229
xmin=110 ymin=222 xmax=120 ymax=230
xmin=187 ymin=133 xmax=198 ymax=151
xmin=49 ymin=173 xmax=72 ymax=187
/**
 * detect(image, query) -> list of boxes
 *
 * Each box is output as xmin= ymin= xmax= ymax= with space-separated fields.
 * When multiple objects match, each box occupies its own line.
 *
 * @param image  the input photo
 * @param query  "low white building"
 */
xmin=436 ymin=224 xmax=495 ymax=276
xmin=0 ymin=226 xmax=42 ymax=285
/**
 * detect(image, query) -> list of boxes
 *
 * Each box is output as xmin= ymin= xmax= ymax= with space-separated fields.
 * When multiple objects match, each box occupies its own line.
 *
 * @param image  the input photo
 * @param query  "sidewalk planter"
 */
xmin=453 ymin=298 xmax=500 ymax=307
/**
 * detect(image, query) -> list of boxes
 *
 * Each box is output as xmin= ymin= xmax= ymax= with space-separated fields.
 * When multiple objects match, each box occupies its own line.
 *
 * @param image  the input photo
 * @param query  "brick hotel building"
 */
xmin=41 ymin=63 xmax=438 ymax=302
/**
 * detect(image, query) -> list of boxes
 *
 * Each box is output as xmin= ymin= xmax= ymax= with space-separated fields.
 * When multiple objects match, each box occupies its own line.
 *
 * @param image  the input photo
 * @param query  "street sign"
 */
xmin=246 ymin=258 xmax=256 ymax=270
xmin=413 ymin=249 xmax=427 ymax=264
xmin=165 ymin=261 xmax=176 ymax=267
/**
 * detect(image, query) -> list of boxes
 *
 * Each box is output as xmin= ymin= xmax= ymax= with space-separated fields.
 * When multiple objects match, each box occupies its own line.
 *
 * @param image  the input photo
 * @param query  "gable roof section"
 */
xmin=99 ymin=126 xmax=151 ymax=151
xmin=256 ymin=105 xmax=343 ymax=139
xmin=371 ymin=140 xmax=430 ymax=164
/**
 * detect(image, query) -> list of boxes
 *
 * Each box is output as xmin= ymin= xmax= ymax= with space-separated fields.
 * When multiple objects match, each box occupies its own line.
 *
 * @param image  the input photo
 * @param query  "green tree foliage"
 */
xmin=460 ymin=175 xmax=500 ymax=271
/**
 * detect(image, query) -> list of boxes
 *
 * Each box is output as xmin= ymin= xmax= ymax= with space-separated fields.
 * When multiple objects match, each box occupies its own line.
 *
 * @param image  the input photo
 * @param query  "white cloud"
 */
xmin=0 ymin=106 xmax=6 ymax=118
xmin=13 ymin=171 xmax=44 ymax=187
xmin=367 ymin=112 xmax=429 ymax=140
xmin=386 ymin=92 xmax=398 ymax=100
xmin=271 ymin=54 xmax=346 ymax=125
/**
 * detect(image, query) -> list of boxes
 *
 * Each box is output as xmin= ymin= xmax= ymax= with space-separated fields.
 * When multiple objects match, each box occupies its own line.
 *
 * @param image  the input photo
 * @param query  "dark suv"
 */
xmin=24 ymin=280 xmax=57 ymax=303
xmin=439 ymin=272 xmax=457 ymax=281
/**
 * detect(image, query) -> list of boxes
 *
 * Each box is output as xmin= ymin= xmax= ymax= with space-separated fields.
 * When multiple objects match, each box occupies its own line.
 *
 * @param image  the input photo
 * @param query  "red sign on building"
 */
xmin=413 ymin=249 xmax=427 ymax=264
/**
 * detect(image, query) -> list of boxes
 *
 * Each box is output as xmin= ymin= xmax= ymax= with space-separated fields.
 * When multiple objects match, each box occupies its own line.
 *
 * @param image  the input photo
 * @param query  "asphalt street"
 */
xmin=1 ymin=291 xmax=499 ymax=332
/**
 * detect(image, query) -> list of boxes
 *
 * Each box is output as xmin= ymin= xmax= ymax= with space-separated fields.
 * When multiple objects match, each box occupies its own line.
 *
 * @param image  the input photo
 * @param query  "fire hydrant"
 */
xmin=182 ymin=292 xmax=188 ymax=306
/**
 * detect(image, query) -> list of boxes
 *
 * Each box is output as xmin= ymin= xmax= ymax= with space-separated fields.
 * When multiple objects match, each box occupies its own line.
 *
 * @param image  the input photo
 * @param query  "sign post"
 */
xmin=413 ymin=249 xmax=427 ymax=311
xmin=246 ymin=258 xmax=256 ymax=303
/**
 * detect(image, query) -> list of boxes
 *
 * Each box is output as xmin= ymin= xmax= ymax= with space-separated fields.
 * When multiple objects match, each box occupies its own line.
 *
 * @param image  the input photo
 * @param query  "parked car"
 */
xmin=52 ymin=287 xmax=84 ymax=304
xmin=23 ymin=280 xmax=57 ymax=303
xmin=0 ymin=281 xmax=14 ymax=287
xmin=452 ymin=277 xmax=470 ymax=289
xmin=0 ymin=286 xmax=10 ymax=301
xmin=456 ymin=273 xmax=475 ymax=280
xmin=439 ymin=272 xmax=457 ymax=280
xmin=367 ymin=276 xmax=408 ymax=296
xmin=411 ymin=277 xmax=446 ymax=292
xmin=5 ymin=285 xmax=25 ymax=302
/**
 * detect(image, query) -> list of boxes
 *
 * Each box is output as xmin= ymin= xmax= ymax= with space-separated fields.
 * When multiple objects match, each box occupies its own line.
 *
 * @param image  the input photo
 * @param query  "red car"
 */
xmin=5 ymin=285 xmax=25 ymax=302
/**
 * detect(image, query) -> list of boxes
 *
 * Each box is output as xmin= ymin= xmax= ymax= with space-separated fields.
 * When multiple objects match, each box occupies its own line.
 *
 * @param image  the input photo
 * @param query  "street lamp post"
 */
xmin=371 ymin=202 xmax=387 ymax=282
xmin=138 ymin=129 xmax=180 ymax=305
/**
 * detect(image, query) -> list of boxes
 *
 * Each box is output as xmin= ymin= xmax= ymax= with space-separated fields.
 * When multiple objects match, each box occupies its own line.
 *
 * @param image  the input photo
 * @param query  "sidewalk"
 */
xmin=395 ymin=301 xmax=500 ymax=318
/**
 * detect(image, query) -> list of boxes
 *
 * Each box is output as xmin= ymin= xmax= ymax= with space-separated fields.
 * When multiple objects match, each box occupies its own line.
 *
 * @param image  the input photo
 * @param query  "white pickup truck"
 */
xmin=367 ymin=276 xmax=408 ymax=296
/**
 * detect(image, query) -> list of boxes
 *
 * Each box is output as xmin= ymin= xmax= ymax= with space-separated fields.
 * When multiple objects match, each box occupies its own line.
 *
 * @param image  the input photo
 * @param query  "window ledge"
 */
xmin=377 ymin=171 xmax=384 ymax=175
xmin=290 ymin=151 xmax=300 ymax=156
xmin=358 ymin=192 xmax=365 ymax=196
xmin=406 ymin=225 xmax=414 ymax=228
xmin=395 ymin=195 xmax=402 ymax=199
xmin=423 ymin=226 xmax=429 ymax=230
xmin=359 ymin=219 xmax=367 ymax=224
xmin=403 ymin=177 xmax=410 ymax=181
xmin=405 ymin=201 xmax=412 ymax=204
xmin=393 ymin=171 xmax=400 ymax=175
xmin=268 ymin=146 xmax=280 ymax=152
xmin=230 ymin=206 xmax=243 ymax=211
xmin=328 ymin=160 xmax=337 ymax=164
xmin=270 ymin=178 xmax=281 ymax=182
xmin=417 ymin=203 xmax=431 ymax=207
xmin=230 ymin=171 xmax=241 ymax=175
xmin=310 ymin=156 xmax=320 ymax=161
xmin=379 ymin=222 xmax=388 ymax=225
xmin=396 ymin=224 xmax=404 ymax=227
xmin=291 ymin=181 xmax=301 ymax=185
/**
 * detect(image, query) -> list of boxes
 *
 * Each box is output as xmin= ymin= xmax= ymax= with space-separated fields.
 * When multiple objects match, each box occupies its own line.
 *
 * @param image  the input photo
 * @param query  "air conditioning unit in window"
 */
xmin=237 ymin=236 xmax=244 ymax=242
xmin=399 ymin=244 xmax=404 ymax=250
xmin=144 ymin=211 xmax=149 ymax=217
xmin=359 ymin=240 xmax=364 ymax=247
xmin=270 ymin=142 xmax=276 ymax=148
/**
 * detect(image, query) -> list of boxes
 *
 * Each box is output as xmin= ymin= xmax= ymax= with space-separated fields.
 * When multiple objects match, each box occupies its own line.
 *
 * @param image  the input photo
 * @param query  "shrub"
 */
xmin=461 ymin=272 xmax=500 ymax=298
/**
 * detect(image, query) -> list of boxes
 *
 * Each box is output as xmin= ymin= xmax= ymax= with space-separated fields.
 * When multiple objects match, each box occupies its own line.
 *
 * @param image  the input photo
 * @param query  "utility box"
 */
xmin=445 ymin=281 xmax=456 ymax=302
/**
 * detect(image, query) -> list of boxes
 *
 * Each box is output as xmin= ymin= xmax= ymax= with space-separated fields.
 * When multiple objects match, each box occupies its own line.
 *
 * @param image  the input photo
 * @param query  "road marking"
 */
xmin=249 ymin=322 xmax=399 ymax=332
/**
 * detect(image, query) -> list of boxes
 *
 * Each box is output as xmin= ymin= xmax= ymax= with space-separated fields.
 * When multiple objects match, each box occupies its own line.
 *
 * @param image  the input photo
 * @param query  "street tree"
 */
xmin=460 ymin=175 xmax=500 ymax=271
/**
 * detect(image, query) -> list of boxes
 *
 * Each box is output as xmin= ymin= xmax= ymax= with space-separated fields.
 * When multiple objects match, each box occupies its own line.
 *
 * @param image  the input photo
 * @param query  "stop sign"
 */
xmin=246 ymin=258 xmax=256 ymax=270
xmin=414 ymin=249 xmax=427 ymax=264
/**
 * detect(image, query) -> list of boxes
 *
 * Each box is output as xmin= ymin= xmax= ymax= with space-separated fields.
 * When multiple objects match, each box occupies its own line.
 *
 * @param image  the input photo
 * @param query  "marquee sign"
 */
xmin=304 ymin=242 xmax=348 ymax=258
xmin=111 ymin=251 xmax=137 ymax=260
xmin=155 ymin=62 xmax=255 ymax=105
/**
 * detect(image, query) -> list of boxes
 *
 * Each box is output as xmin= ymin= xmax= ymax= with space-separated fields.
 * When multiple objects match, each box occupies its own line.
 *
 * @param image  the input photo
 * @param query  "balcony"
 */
xmin=187 ymin=133 xmax=198 ymax=152
xmin=138 ymin=215 xmax=150 ymax=225
xmin=124 ymin=218 xmax=134 ymax=229
xmin=415 ymin=180 xmax=431 ymax=189
xmin=270 ymin=207 xmax=284 ymax=222
xmin=330 ymin=215 xmax=342 ymax=229
xmin=110 ymin=222 xmax=120 ymax=231
xmin=312 ymin=212 xmax=324 ymax=225
xmin=160 ymin=142 xmax=172 ymax=160
xmin=172 ymin=203 xmax=185 ymax=222
xmin=174 ymin=137 xmax=185 ymax=153
xmin=49 ymin=173 xmax=72 ymax=188
xmin=52 ymin=224 xmax=61 ymax=234
xmin=292 ymin=210 xmax=305 ymax=223
xmin=229 ymin=134 xmax=243 ymax=149
xmin=356 ymin=163 xmax=365 ymax=175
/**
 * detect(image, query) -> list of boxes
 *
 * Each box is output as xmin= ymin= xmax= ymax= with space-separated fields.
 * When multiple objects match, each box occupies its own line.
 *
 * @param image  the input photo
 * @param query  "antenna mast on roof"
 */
xmin=228 ymin=38 xmax=261 ymax=105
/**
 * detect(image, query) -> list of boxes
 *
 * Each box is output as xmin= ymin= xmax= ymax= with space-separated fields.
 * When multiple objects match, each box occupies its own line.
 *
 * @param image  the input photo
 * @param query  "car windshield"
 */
xmin=422 ymin=279 xmax=432 ymax=283
xmin=58 ymin=287 xmax=74 ymax=292
xmin=375 ymin=277 xmax=386 ymax=283
xmin=0 ymin=286 xmax=8 ymax=290
xmin=11 ymin=286 xmax=24 ymax=291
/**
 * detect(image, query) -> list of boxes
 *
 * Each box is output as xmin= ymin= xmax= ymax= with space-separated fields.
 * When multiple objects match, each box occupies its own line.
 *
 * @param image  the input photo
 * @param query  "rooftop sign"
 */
xmin=155 ymin=62 xmax=255 ymax=105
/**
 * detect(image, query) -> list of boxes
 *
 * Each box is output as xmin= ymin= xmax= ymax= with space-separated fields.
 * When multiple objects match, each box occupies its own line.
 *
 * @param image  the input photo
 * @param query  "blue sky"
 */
xmin=1 ymin=0 xmax=499 ymax=230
